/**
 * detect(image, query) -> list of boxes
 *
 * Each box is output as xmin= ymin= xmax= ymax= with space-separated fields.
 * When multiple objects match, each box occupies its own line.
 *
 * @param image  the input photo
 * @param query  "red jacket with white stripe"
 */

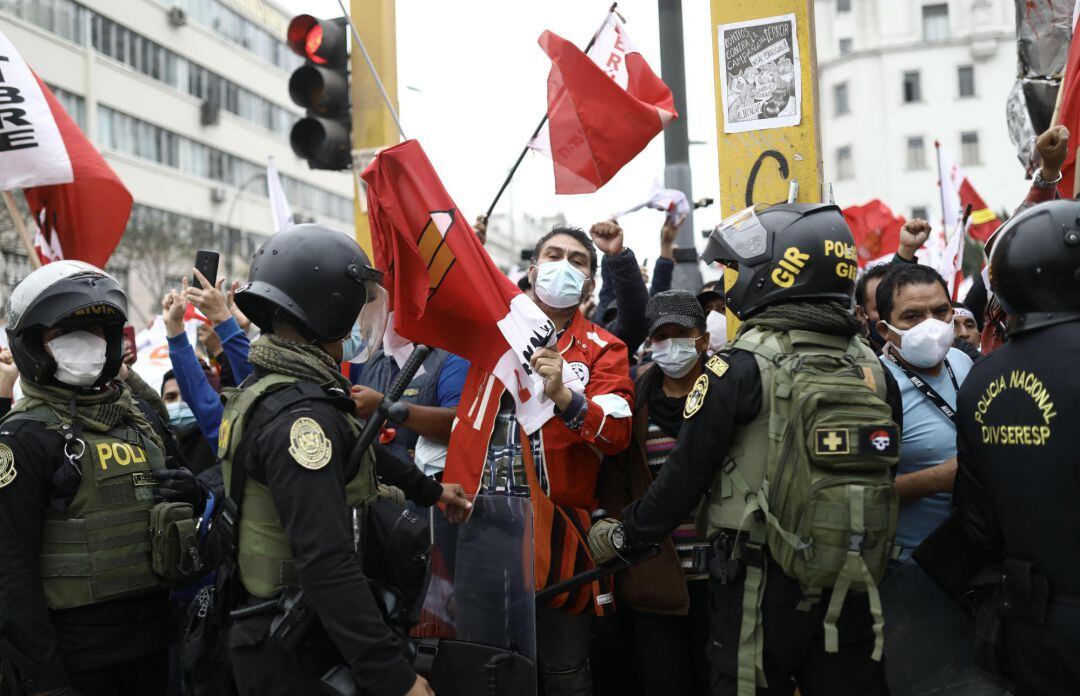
xmin=444 ymin=310 xmax=635 ymax=510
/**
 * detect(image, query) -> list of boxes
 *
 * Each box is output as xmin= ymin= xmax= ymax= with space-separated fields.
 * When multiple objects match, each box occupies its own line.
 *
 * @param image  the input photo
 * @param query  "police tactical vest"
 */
xmin=359 ymin=348 xmax=449 ymax=463
xmin=4 ymin=404 xmax=166 ymax=610
xmin=703 ymin=327 xmax=900 ymax=696
xmin=219 ymin=373 xmax=376 ymax=599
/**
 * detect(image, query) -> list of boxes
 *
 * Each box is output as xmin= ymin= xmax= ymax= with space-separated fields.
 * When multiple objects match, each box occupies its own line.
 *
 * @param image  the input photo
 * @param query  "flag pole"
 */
xmin=2 ymin=191 xmax=41 ymax=270
xmin=334 ymin=0 xmax=407 ymax=140
xmin=934 ymin=140 xmax=948 ymax=230
xmin=483 ymin=2 xmax=618 ymax=221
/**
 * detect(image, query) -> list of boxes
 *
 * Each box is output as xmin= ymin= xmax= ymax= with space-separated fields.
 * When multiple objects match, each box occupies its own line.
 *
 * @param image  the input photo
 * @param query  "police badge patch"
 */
xmin=288 ymin=417 xmax=333 ymax=470
xmin=684 ymin=374 xmax=709 ymax=419
xmin=0 ymin=443 xmax=16 ymax=488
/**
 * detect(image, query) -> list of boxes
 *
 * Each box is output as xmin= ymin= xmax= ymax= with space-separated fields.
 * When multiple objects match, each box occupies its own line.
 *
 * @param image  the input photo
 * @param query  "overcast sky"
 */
xmin=281 ymin=0 xmax=724 ymax=276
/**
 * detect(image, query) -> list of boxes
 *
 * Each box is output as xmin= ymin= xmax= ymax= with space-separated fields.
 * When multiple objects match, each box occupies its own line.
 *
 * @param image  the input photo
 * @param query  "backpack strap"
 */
xmin=822 ymin=485 xmax=885 ymax=661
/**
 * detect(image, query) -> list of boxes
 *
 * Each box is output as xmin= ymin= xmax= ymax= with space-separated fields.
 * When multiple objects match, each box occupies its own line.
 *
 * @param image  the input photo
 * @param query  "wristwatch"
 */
xmin=611 ymin=524 xmax=628 ymax=552
xmin=1033 ymin=168 xmax=1063 ymax=190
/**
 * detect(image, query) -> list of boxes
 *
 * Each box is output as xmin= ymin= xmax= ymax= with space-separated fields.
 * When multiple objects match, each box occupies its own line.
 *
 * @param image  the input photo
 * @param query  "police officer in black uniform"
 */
xmin=0 ymin=261 xmax=203 ymax=696
xmin=589 ymin=204 xmax=903 ymax=696
xmin=222 ymin=224 xmax=470 ymax=696
xmin=955 ymin=199 xmax=1080 ymax=693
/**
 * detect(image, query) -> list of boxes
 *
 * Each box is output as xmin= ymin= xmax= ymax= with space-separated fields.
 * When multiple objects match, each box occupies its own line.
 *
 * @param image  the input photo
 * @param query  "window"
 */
xmin=906 ymin=136 xmax=926 ymax=170
xmin=922 ymin=4 xmax=949 ymax=41
xmin=836 ymin=146 xmax=854 ymax=180
xmin=30 ymin=7 xmax=300 ymax=136
xmin=833 ymin=82 xmax=850 ymax=116
xmin=961 ymin=131 xmax=981 ymax=165
xmin=46 ymin=84 xmax=86 ymax=130
xmin=97 ymin=105 xmax=352 ymax=222
xmin=911 ymin=206 xmax=929 ymax=221
xmin=839 ymin=38 xmax=853 ymax=55
xmin=958 ymin=65 xmax=975 ymax=98
xmin=903 ymin=71 xmax=921 ymax=103
xmin=2 ymin=0 xmax=87 ymax=44
xmin=837 ymin=0 xmax=852 ymax=11
xmin=158 ymin=0 xmax=302 ymax=72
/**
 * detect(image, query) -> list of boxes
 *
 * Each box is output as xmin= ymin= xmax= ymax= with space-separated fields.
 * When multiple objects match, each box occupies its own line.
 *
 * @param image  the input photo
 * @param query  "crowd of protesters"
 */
xmin=0 ymin=123 xmax=1077 ymax=696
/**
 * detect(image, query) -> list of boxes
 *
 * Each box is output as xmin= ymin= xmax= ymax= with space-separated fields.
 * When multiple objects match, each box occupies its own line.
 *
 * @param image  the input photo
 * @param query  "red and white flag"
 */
xmin=0 ymin=28 xmax=132 ymax=267
xmin=935 ymin=140 xmax=1000 ymax=243
xmin=363 ymin=139 xmax=560 ymax=434
xmin=528 ymin=12 xmax=676 ymax=194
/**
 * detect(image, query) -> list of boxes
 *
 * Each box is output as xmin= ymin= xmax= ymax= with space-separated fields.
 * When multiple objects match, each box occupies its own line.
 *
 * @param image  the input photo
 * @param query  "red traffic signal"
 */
xmin=287 ymin=14 xmax=347 ymax=66
xmin=287 ymin=15 xmax=351 ymax=171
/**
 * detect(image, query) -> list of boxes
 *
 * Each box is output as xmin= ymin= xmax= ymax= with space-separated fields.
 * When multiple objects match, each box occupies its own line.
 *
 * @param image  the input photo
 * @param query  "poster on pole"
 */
xmin=718 ymin=13 xmax=801 ymax=133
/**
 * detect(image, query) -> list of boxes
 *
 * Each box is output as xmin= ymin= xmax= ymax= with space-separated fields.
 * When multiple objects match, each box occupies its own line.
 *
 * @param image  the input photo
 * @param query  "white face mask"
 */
xmin=47 ymin=330 xmax=108 ymax=387
xmin=651 ymin=337 xmax=701 ymax=378
xmin=534 ymin=259 xmax=588 ymax=309
xmin=883 ymin=317 xmax=954 ymax=369
xmin=706 ymin=310 xmax=727 ymax=354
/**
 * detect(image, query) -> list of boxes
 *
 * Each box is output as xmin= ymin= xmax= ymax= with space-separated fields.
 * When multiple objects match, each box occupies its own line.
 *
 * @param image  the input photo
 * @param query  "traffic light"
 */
xmin=286 ymin=15 xmax=351 ymax=170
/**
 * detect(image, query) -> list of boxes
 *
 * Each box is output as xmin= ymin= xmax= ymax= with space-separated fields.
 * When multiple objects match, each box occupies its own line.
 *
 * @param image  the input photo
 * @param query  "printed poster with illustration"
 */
xmin=718 ymin=13 xmax=801 ymax=133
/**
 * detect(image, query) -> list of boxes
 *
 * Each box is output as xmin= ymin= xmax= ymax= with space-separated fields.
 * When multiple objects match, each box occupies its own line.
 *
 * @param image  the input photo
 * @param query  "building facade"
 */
xmin=0 ymin=0 xmax=355 ymax=323
xmin=815 ymin=0 xmax=1029 ymax=225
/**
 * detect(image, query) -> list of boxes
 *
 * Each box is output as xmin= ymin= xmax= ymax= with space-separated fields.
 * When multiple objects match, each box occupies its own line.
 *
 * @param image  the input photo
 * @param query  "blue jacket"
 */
xmin=166 ymin=317 xmax=251 ymax=452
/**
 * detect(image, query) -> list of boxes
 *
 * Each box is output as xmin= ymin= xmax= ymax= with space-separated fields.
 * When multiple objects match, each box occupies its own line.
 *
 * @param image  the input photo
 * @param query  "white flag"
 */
xmin=935 ymin=141 xmax=965 ymax=233
xmin=266 ymin=156 xmax=293 ymax=232
xmin=613 ymin=181 xmax=690 ymax=222
xmin=0 ymin=29 xmax=73 ymax=190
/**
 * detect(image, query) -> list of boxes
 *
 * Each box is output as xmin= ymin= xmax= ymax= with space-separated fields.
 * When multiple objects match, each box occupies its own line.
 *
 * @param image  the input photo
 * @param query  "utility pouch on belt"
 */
xmin=708 ymin=532 xmax=744 ymax=585
xmin=150 ymin=501 xmax=203 ymax=585
xmin=1001 ymin=558 xmax=1049 ymax=622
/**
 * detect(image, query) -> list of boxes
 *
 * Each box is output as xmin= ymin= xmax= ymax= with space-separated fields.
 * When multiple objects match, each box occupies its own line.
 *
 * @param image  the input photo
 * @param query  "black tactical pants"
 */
xmin=707 ymin=557 xmax=889 ymax=696
xmin=68 ymin=650 xmax=169 ymax=696
xmin=228 ymin=614 xmax=344 ymax=696
xmin=1006 ymin=602 xmax=1080 ymax=696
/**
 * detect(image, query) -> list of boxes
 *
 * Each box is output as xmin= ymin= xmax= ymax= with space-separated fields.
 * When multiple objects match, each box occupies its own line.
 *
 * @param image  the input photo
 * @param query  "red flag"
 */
xmin=22 ymin=75 xmax=132 ymax=267
xmin=1059 ymin=5 xmax=1080 ymax=198
xmin=362 ymin=140 xmax=561 ymax=434
xmin=842 ymin=199 xmax=905 ymax=267
xmin=528 ymin=13 xmax=676 ymax=194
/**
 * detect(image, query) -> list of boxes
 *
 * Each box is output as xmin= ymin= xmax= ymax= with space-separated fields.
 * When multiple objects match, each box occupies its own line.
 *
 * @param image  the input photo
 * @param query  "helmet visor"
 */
xmin=710 ymin=206 xmax=769 ymax=263
xmin=347 ymin=283 xmax=388 ymax=364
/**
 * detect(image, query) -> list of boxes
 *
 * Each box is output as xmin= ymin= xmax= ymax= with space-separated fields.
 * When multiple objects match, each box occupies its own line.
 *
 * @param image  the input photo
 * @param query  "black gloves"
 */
xmin=154 ymin=467 xmax=206 ymax=510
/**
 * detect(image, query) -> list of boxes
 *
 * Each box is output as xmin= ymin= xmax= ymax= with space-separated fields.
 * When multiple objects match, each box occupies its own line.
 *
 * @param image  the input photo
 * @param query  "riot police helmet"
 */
xmin=702 ymin=203 xmax=858 ymax=320
xmin=235 ymin=224 xmax=387 ymax=356
xmin=4 ymin=260 xmax=128 ymax=388
xmin=988 ymin=198 xmax=1080 ymax=337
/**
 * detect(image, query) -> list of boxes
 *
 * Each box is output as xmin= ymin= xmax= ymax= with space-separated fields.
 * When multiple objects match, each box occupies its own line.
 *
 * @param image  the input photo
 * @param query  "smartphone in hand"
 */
xmin=193 ymin=250 xmax=220 ymax=288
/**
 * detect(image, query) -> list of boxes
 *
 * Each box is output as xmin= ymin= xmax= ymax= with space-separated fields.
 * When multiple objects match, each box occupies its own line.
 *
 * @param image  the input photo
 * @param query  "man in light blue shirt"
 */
xmin=873 ymin=260 xmax=1007 ymax=695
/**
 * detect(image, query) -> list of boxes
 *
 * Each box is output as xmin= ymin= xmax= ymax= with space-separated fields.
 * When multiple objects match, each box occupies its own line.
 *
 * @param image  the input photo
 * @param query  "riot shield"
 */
xmin=413 ymin=494 xmax=536 ymax=696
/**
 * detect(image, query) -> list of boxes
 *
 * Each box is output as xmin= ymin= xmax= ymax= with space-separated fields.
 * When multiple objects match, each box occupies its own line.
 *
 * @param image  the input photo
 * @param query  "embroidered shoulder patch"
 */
xmin=288 ymin=417 xmax=333 ymax=470
xmin=684 ymin=374 xmax=709 ymax=419
xmin=218 ymin=418 xmax=232 ymax=452
xmin=0 ymin=443 xmax=16 ymax=488
xmin=706 ymin=355 xmax=730 ymax=379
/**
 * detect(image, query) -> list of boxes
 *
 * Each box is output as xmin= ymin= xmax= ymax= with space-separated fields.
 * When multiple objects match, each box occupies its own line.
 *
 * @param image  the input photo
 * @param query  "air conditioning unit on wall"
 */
xmin=167 ymin=7 xmax=187 ymax=27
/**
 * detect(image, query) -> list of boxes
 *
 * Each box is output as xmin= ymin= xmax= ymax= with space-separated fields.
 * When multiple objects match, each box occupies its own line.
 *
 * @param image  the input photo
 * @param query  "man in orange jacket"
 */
xmin=444 ymin=224 xmax=634 ymax=696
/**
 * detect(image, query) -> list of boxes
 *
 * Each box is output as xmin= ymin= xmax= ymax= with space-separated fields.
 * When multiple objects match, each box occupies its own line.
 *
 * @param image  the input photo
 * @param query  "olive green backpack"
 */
xmin=718 ymin=328 xmax=900 ymax=694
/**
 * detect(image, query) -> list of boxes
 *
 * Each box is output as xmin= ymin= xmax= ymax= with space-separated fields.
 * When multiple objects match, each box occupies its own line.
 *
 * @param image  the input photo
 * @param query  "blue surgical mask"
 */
xmin=534 ymin=259 xmax=588 ymax=309
xmin=166 ymin=401 xmax=198 ymax=436
xmin=341 ymin=322 xmax=367 ymax=363
xmin=650 ymin=337 xmax=701 ymax=378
